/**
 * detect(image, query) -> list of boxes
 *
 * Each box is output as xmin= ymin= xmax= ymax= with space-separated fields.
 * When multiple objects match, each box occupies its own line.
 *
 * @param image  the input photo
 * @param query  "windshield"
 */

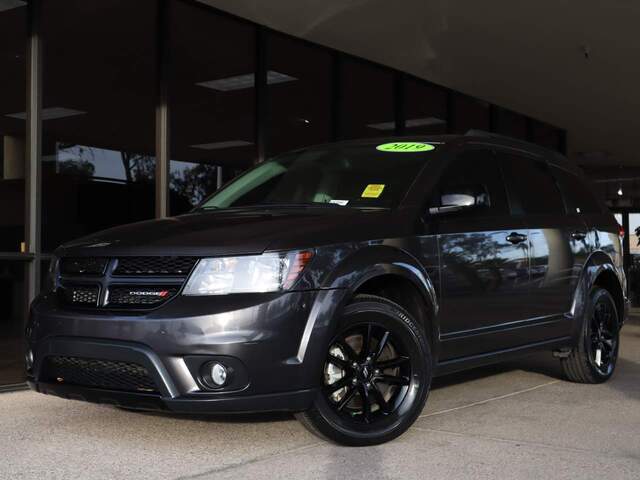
xmin=199 ymin=143 xmax=437 ymax=210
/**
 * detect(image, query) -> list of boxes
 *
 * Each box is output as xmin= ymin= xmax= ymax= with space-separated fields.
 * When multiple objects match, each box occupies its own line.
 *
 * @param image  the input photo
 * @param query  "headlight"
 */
xmin=183 ymin=250 xmax=314 ymax=295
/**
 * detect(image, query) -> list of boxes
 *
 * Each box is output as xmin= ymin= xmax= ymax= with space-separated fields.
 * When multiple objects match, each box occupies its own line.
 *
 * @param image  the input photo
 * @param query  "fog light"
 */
xmin=211 ymin=362 xmax=228 ymax=386
xmin=25 ymin=350 xmax=34 ymax=370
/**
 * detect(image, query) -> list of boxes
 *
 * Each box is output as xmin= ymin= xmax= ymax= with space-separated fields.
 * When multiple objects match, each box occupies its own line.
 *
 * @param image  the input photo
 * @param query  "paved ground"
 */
xmin=1 ymin=321 xmax=639 ymax=480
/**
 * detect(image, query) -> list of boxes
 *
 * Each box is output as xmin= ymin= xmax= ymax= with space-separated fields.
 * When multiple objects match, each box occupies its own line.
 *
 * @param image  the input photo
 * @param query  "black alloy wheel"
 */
xmin=323 ymin=322 xmax=411 ymax=424
xmin=561 ymin=286 xmax=620 ymax=383
xmin=296 ymin=295 xmax=431 ymax=446
xmin=587 ymin=291 xmax=619 ymax=377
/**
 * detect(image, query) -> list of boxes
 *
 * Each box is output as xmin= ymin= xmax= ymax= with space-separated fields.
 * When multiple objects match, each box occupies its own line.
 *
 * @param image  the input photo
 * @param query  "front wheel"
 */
xmin=561 ymin=287 xmax=620 ymax=383
xmin=296 ymin=295 xmax=431 ymax=446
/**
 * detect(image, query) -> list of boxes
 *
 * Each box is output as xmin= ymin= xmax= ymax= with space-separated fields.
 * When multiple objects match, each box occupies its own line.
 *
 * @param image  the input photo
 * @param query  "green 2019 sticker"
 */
xmin=376 ymin=142 xmax=436 ymax=153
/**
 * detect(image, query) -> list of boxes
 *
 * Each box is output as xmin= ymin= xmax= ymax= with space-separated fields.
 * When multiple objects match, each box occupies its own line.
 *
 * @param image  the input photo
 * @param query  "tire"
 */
xmin=561 ymin=286 xmax=620 ymax=384
xmin=296 ymin=294 xmax=432 ymax=446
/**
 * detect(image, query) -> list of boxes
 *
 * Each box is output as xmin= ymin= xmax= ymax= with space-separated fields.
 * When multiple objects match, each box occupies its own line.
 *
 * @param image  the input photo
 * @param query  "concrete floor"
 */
xmin=1 ymin=322 xmax=639 ymax=480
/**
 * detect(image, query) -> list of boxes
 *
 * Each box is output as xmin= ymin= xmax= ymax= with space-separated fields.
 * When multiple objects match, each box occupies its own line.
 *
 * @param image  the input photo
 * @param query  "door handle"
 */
xmin=571 ymin=231 xmax=587 ymax=241
xmin=506 ymin=232 xmax=528 ymax=244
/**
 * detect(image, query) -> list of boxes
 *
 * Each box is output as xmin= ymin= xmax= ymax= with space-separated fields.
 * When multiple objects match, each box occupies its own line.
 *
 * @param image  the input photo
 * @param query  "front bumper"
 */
xmin=26 ymin=288 xmax=346 ymax=413
xmin=27 ymin=382 xmax=316 ymax=414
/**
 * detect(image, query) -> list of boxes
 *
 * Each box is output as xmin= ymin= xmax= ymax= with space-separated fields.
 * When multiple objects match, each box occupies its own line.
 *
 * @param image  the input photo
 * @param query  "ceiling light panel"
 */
xmin=197 ymin=71 xmax=297 ymax=92
xmin=190 ymin=140 xmax=253 ymax=150
xmin=6 ymin=107 xmax=86 ymax=121
xmin=367 ymin=117 xmax=447 ymax=131
xmin=0 ymin=0 xmax=26 ymax=13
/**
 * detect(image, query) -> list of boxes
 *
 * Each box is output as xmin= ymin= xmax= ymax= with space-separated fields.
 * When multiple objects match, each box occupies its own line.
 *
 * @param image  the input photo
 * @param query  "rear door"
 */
xmin=499 ymin=151 xmax=584 ymax=330
xmin=550 ymin=164 xmax=602 ymax=255
xmin=431 ymin=148 xmax=532 ymax=359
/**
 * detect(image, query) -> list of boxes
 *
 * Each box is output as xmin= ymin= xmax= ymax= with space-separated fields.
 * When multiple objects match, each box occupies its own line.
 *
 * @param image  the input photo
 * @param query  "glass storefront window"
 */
xmin=41 ymin=0 xmax=157 ymax=251
xmin=168 ymin=0 xmax=256 ymax=215
xmin=404 ymin=78 xmax=448 ymax=135
xmin=339 ymin=58 xmax=395 ymax=139
xmin=266 ymin=32 xmax=332 ymax=156
xmin=0 ymin=0 xmax=574 ymax=389
xmin=0 ymin=261 xmax=26 ymax=386
xmin=627 ymin=213 xmax=640 ymax=307
xmin=494 ymin=107 xmax=528 ymax=140
xmin=0 ymin=4 xmax=27 ymax=252
xmin=531 ymin=119 xmax=562 ymax=152
xmin=451 ymin=93 xmax=490 ymax=134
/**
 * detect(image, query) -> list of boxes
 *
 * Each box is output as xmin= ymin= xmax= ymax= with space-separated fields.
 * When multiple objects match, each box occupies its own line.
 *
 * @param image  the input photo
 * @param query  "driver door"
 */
xmin=428 ymin=148 xmax=532 ymax=360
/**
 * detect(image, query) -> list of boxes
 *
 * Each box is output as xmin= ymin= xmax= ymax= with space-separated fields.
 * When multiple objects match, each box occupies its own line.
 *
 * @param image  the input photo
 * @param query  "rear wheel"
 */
xmin=561 ymin=287 xmax=620 ymax=383
xmin=296 ymin=294 xmax=431 ymax=446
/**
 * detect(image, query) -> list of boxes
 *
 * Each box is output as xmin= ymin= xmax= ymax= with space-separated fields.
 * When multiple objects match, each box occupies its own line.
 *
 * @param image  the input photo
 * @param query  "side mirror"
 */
xmin=429 ymin=184 xmax=490 ymax=215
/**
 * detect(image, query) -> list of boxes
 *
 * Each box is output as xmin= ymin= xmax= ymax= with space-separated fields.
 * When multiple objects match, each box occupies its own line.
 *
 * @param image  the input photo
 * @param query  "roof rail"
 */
xmin=465 ymin=129 xmax=565 ymax=157
xmin=464 ymin=129 xmax=536 ymax=145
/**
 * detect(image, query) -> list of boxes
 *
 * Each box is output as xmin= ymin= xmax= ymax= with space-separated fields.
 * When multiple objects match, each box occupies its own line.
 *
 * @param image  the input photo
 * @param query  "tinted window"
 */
xmin=339 ymin=58 xmax=394 ymax=139
xmin=435 ymin=149 xmax=508 ymax=216
xmin=552 ymin=166 xmax=602 ymax=214
xmin=267 ymin=32 xmax=332 ymax=156
xmin=168 ymin=0 xmax=256 ymax=215
xmin=41 ymin=0 xmax=157 ymax=252
xmin=0 ymin=4 xmax=26 ymax=252
xmin=0 ymin=261 xmax=25 ymax=385
xmin=531 ymin=119 xmax=563 ymax=152
xmin=500 ymin=154 xmax=564 ymax=215
xmin=494 ymin=107 xmax=527 ymax=140
xmin=451 ymin=94 xmax=490 ymax=134
xmin=404 ymin=78 xmax=448 ymax=135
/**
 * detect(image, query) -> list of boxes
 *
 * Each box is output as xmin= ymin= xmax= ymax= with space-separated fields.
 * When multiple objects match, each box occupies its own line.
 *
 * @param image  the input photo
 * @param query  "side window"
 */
xmin=551 ymin=166 xmax=602 ymax=215
xmin=435 ymin=149 xmax=509 ymax=216
xmin=500 ymin=153 xmax=564 ymax=215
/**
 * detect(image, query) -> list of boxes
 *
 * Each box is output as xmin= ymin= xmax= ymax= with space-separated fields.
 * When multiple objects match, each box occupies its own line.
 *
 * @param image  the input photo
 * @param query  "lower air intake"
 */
xmin=43 ymin=356 xmax=158 ymax=393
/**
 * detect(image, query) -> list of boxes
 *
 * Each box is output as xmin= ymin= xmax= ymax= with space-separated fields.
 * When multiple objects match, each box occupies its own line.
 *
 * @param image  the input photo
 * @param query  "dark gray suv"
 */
xmin=26 ymin=134 xmax=627 ymax=445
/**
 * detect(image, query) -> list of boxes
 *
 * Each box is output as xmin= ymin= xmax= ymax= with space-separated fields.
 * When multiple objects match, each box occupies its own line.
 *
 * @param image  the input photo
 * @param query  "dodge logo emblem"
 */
xmin=129 ymin=290 xmax=170 ymax=297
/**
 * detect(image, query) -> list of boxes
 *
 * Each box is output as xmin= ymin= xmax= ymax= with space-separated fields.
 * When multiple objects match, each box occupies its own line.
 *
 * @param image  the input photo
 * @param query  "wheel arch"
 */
xmin=573 ymin=250 xmax=626 ymax=331
xmin=296 ymin=245 xmax=439 ymax=378
xmin=324 ymin=245 xmax=439 ymax=350
xmin=593 ymin=268 xmax=625 ymax=326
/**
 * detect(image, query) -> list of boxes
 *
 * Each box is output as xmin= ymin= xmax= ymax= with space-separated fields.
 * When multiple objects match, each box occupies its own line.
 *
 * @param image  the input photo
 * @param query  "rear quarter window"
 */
xmin=551 ymin=166 xmax=602 ymax=215
xmin=499 ymin=153 xmax=564 ymax=215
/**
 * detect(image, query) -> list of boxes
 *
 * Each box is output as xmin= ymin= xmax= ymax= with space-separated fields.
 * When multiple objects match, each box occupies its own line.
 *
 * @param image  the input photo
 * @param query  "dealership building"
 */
xmin=0 ymin=0 xmax=634 ymax=389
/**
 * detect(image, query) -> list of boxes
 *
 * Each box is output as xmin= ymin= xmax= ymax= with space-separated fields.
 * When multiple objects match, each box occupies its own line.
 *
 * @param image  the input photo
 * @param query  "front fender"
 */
xmin=293 ymin=243 xmax=438 ymax=384
xmin=321 ymin=244 xmax=437 ymax=318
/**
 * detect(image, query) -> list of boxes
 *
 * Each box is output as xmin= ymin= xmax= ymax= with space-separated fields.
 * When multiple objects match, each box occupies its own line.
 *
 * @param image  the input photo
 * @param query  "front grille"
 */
xmin=107 ymin=285 xmax=179 ymax=307
xmin=60 ymin=285 xmax=100 ymax=306
xmin=113 ymin=257 xmax=198 ymax=276
xmin=42 ymin=356 xmax=158 ymax=393
xmin=60 ymin=257 xmax=108 ymax=275
xmin=57 ymin=255 xmax=196 ymax=310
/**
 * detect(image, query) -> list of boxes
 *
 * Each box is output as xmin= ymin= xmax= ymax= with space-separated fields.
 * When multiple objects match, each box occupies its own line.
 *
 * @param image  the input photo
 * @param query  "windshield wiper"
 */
xmin=192 ymin=205 xmax=220 ymax=212
xmin=251 ymin=202 xmax=343 ymax=208
xmin=193 ymin=202 xmax=388 ymax=212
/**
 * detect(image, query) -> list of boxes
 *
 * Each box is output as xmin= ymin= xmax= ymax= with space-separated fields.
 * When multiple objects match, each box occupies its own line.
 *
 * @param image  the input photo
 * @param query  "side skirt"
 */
xmin=433 ymin=336 xmax=572 ymax=377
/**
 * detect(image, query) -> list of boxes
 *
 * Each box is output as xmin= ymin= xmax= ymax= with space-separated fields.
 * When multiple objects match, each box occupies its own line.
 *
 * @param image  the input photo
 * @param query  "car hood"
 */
xmin=57 ymin=207 xmax=412 ymax=257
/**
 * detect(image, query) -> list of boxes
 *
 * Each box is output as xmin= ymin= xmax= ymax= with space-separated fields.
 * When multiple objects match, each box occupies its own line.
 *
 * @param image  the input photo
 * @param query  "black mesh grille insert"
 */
xmin=113 ymin=257 xmax=198 ymax=276
xmin=60 ymin=257 xmax=108 ymax=275
xmin=61 ymin=285 xmax=100 ymax=306
xmin=43 ymin=356 xmax=158 ymax=393
xmin=107 ymin=286 xmax=179 ymax=307
xmin=56 ymin=256 xmax=196 ymax=310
